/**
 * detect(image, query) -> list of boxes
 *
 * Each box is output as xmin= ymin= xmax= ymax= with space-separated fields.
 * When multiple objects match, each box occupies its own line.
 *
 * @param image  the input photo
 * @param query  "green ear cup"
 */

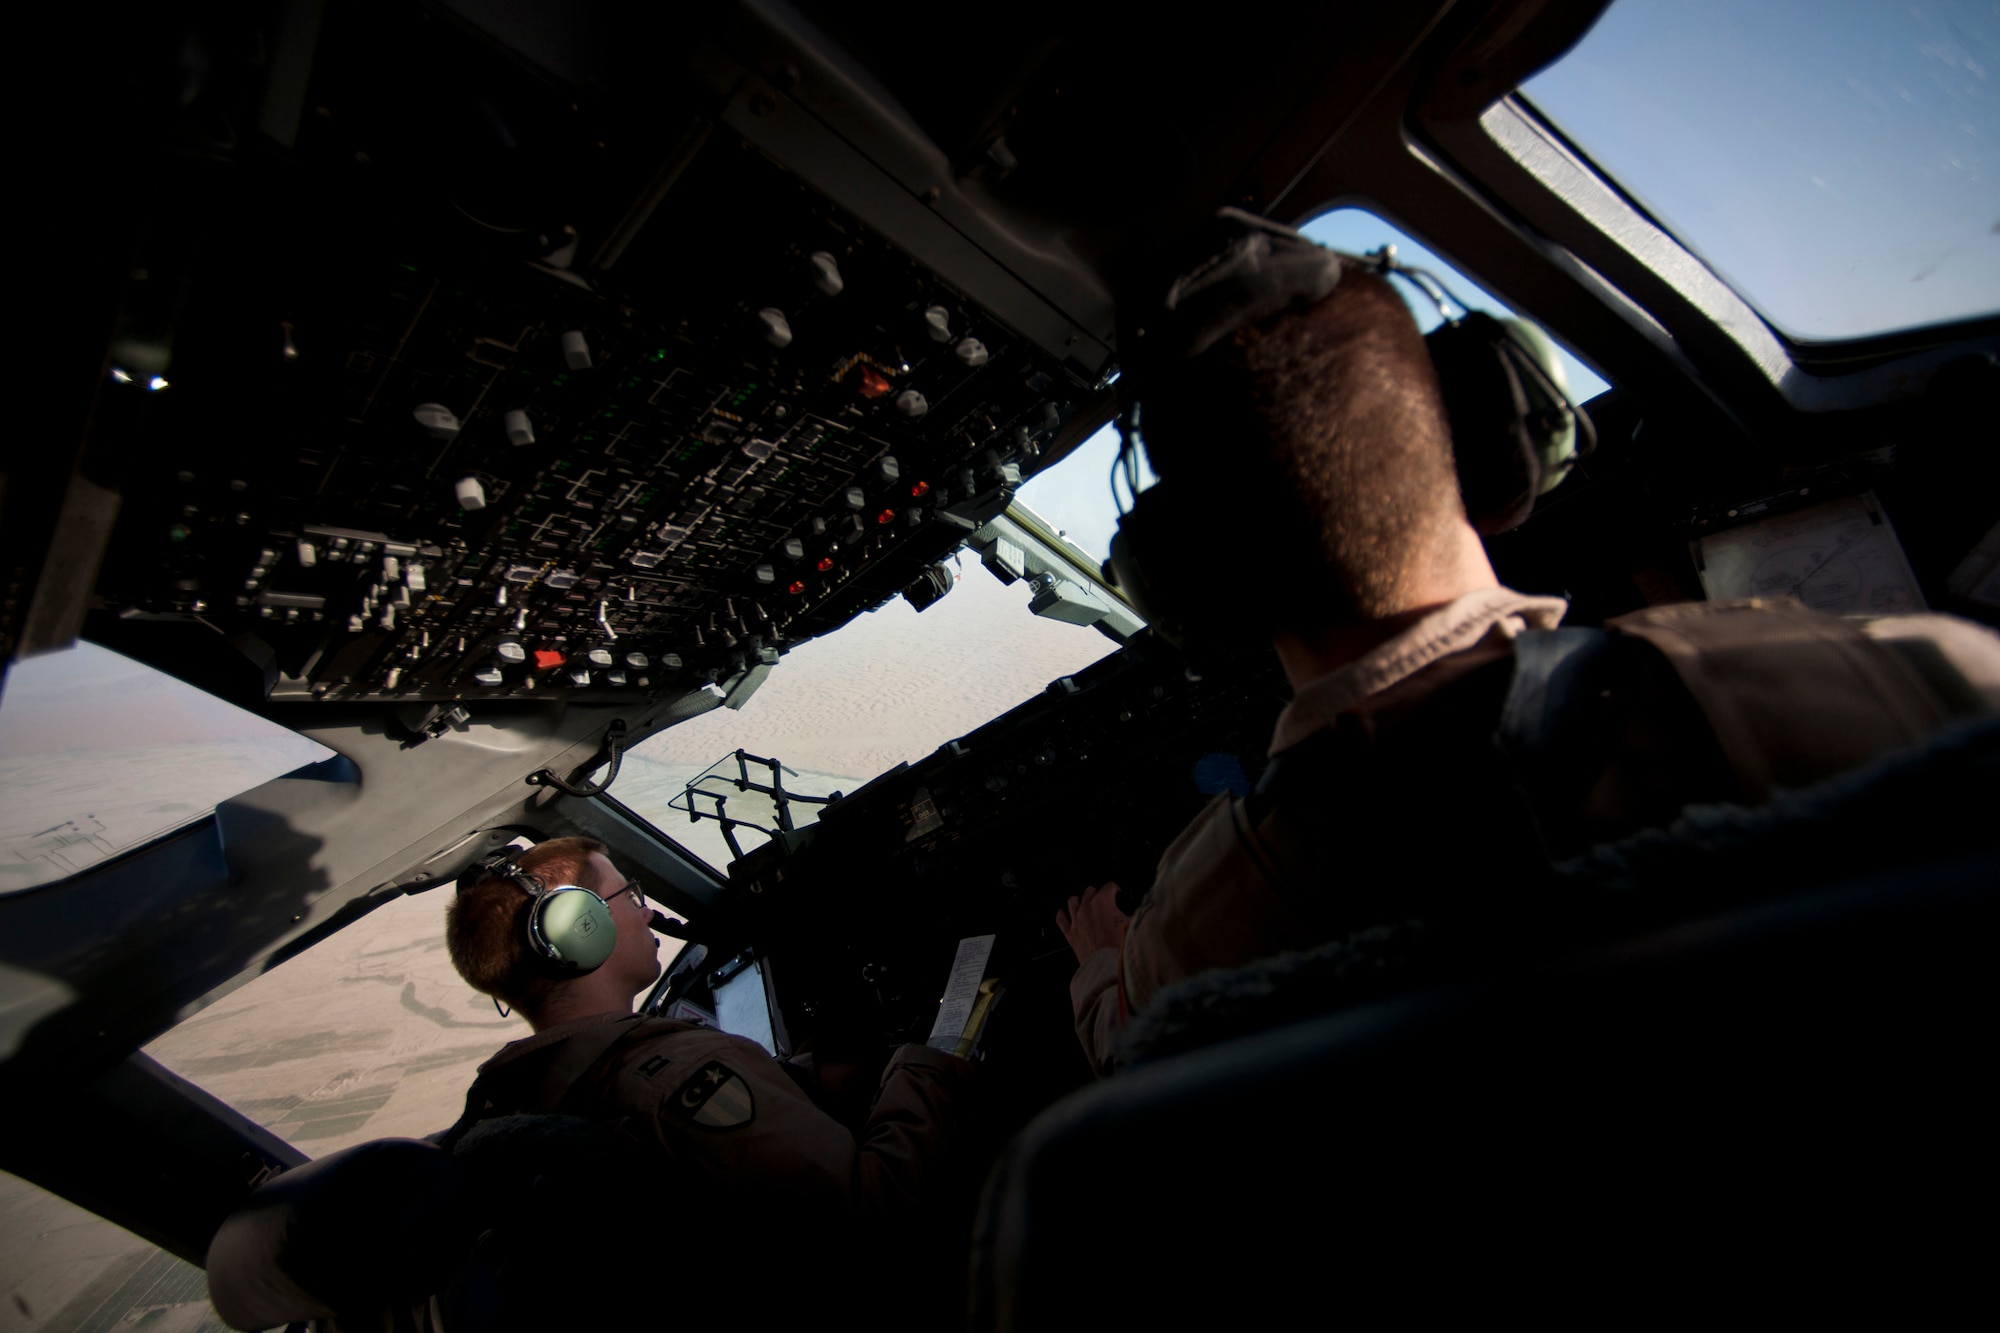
xmin=1501 ymin=319 xmax=1578 ymax=496
xmin=533 ymin=887 xmax=618 ymax=972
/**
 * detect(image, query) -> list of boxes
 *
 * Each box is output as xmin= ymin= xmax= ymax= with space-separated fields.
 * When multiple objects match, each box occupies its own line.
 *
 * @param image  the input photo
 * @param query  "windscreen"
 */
xmin=1522 ymin=0 xmax=1999 ymax=340
xmin=0 ymin=643 xmax=331 ymax=892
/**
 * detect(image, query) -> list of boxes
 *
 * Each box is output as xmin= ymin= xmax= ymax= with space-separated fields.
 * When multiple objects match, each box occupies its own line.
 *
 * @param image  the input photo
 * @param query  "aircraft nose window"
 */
xmin=1520 ymin=0 xmax=2000 ymax=339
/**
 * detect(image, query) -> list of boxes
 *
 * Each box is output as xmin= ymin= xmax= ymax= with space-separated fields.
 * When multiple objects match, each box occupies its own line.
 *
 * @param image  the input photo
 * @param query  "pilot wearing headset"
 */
xmin=1055 ymin=209 xmax=2000 ymax=1075
xmin=442 ymin=836 xmax=976 ymax=1235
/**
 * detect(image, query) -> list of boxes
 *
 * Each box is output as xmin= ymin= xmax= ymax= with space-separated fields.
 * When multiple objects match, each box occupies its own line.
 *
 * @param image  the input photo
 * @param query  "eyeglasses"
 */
xmin=601 ymin=880 xmax=647 ymax=911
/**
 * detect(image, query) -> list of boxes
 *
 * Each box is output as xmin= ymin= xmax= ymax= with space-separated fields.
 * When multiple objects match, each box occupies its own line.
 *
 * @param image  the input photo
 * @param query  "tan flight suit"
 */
xmin=460 ymin=1012 xmax=975 ymax=1222
xmin=1071 ymin=591 xmax=2000 ymax=1074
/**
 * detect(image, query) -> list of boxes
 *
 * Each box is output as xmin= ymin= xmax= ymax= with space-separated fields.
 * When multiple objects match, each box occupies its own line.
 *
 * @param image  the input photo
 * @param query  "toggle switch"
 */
xmin=561 ymin=330 xmax=593 ymax=370
xmin=757 ymin=308 xmax=793 ymax=348
xmin=414 ymin=403 xmax=461 ymax=440
xmin=505 ymin=409 xmax=535 ymax=446
xmin=923 ymin=306 xmax=952 ymax=342
xmin=809 ymin=251 xmax=843 ymax=296
xmin=454 ymin=476 xmax=486 ymax=511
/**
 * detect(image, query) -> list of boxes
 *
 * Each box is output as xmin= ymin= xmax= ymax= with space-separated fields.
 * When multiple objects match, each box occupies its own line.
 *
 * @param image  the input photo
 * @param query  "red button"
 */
xmin=532 ymin=649 xmax=565 ymax=671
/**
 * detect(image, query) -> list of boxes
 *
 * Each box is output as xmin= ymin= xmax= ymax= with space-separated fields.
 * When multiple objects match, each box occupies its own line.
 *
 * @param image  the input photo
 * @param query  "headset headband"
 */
xmin=460 ymin=853 xmax=543 ymax=897
xmin=1145 ymin=208 xmax=1347 ymax=364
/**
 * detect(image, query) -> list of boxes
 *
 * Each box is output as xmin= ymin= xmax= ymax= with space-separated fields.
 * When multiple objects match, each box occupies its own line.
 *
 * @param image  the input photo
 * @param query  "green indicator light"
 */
xmin=650 ymin=349 xmax=668 ymax=362
xmin=397 ymin=263 xmax=418 ymax=272
xmin=168 ymin=523 xmax=190 ymax=542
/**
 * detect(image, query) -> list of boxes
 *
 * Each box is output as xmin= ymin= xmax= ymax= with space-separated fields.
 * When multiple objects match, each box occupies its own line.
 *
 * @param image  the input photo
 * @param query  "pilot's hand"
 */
xmin=1056 ymin=882 xmax=1131 ymax=967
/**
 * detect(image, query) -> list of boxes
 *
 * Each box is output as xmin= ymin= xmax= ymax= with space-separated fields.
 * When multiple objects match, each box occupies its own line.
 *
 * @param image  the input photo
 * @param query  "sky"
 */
xmin=1523 ymin=0 xmax=1998 ymax=340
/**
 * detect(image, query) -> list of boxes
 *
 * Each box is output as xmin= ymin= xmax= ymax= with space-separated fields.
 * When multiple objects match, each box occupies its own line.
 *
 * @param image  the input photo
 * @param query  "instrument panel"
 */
xmin=709 ymin=634 xmax=1291 ymax=1051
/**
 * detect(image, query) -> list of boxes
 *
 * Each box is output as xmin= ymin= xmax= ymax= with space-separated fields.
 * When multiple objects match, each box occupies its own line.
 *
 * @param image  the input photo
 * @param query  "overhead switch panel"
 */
xmin=80 ymin=52 xmax=1085 ymax=705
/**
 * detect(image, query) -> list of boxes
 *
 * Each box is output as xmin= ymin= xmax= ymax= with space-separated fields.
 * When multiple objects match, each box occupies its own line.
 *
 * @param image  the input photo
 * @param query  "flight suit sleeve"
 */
xmin=614 ymin=1026 xmax=973 ymax=1222
xmin=849 ymin=1043 xmax=976 ymax=1219
xmin=1121 ymin=793 xmax=1312 ymax=1013
xmin=1069 ymin=946 xmax=1124 ymax=1078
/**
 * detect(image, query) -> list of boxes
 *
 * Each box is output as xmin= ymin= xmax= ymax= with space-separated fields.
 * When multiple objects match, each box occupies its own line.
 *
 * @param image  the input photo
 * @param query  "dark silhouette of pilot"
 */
xmin=1055 ymin=211 xmax=2000 ymax=1074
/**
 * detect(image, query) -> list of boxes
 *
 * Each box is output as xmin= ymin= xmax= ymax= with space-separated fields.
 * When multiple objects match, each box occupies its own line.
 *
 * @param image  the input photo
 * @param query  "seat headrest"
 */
xmin=206 ymin=1137 xmax=468 ymax=1331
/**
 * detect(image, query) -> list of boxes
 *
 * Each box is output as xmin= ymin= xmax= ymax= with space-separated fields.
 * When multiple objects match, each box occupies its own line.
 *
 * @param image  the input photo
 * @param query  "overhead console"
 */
xmin=67 ymin=0 xmax=1131 ymax=708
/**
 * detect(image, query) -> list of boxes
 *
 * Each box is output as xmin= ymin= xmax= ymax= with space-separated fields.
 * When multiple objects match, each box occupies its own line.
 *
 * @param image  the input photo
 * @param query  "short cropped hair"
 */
xmin=445 ymin=836 xmax=608 ymax=1012
xmin=1138 ymin=268 xmax=1466 ymax=624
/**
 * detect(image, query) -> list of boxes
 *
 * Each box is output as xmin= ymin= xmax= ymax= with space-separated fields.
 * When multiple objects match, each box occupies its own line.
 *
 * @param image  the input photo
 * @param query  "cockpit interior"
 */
xmin=5 ymin=0 xmax=1995 ymax=1326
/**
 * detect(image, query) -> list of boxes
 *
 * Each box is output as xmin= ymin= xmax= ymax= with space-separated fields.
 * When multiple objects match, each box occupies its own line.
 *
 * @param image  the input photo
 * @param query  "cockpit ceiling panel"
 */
xmin=84 ymin=11 xmax=1086 ymax=706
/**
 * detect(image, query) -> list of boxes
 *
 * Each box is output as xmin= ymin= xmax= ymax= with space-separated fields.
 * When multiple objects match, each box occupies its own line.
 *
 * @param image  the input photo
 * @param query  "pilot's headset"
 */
xmin=1105 ymin=207 xmax=1594 ymax=646
xmin=457 ymin=852 xmax=619 ymax=977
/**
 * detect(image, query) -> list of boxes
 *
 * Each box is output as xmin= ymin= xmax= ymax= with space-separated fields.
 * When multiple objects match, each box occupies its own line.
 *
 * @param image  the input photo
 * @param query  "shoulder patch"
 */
xmin=668 ymin=1060 xmax=755 ymax=1129
xmin=637 ymin=1053 xmax=670 ymax=1079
